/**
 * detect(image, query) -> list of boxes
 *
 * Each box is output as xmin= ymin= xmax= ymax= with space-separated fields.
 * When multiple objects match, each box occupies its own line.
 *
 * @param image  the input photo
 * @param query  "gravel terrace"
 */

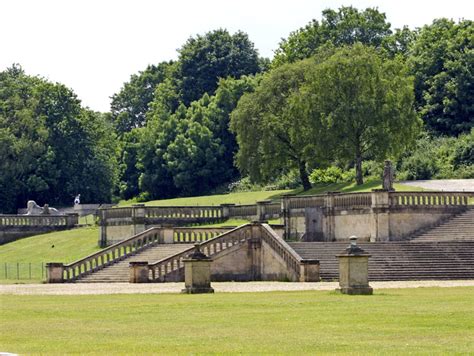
xmin=399 ymin=179 xmax=474 ymax=191
xmin=1 ymin=280 xmax=474 ymax=295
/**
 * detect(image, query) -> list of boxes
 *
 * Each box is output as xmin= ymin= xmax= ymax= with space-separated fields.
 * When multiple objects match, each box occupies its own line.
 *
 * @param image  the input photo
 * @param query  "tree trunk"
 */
xmin=355 ymin=155 xmax=364 ymax=186
xmin=299 ymin=160 xmax=312 ymax=191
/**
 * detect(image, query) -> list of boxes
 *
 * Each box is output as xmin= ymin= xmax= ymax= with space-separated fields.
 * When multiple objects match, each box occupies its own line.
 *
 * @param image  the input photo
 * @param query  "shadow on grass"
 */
xmin=267 ymin=180 xmax=383 ymax=200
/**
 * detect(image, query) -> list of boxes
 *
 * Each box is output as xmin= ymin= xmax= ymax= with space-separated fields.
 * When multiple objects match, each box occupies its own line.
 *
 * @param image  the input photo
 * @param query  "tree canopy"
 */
xmin=409 ymin=19 xmax=474 ymax=136
xmin=273 ymin=6 xmax=392 ymax=66
xmin=0 ymin=65 xmax=118 ymax=213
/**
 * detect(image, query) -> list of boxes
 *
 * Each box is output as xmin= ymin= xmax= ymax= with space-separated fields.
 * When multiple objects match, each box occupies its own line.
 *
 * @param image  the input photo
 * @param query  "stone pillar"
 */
xmin=336 ymin=236 xmax=373 ymax=295
xmin=256 ymin=200 xmax=272 ymax=222
xmin=98 ymin=209 xmax=108 ymax=247
xmin=323 ymin=192 xmax=339 ymax=241
xmin=371 ymin=189 xmax=390 ymax=242
xmin=46 ymin=262 xmax=64 ymax=283
xmin=282 ymin=195 xmax=293 ymax=240
xmin=182 ymin=245 xmax=214 ymax=294
xmin=132 ymin=204 xmax=146 ymax=236
xmin=129 ymin=262 xmax=149 ymax=283
xmin=220 ymin=203 xmax=235 ymax=219
xmin=299 ymin=259 xmax=320 ymax=282
xmin=162 ymin=228 xmax=175 ymax=244
xmin=66 ymin=213 xmax=79 ymax=227
xmin=249 ymin=222 xmax=262 ymax=279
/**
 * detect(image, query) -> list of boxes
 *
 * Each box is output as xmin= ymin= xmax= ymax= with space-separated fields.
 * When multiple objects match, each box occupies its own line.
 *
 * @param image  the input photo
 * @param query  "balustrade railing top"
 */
xmin=389 ymin=191 xmax=473 ymax=206
xmin=63 ymin=227 xmax=162 ymax=282
xmin=0 ymin=214 xmax=70 ymax=227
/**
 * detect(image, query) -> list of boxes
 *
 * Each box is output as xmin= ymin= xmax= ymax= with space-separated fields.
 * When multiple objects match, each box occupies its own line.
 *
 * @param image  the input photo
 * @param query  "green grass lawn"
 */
xmin=119 ymin=189 xmax=291 ymax=207
xmin=0 ymin=287 xmax=472 ymax=354
xmin=0 ymin=226 xmax=100 ymax=265
xmin=119 ymin=180 xmax=425 ymax=207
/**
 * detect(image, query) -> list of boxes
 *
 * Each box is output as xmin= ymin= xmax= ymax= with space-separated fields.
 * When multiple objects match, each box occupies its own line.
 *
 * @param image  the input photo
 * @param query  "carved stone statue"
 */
xmin=25 ymin=200 xmax=62 ymax=215
xmin=382 ymin=160 xmax=395 ymax=191
xmin=74 ymin=194 xmax=81 ymax=205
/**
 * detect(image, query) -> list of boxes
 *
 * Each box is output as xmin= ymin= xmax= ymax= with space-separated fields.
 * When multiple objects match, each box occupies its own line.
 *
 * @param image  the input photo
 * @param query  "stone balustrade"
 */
xmin=389 ymin=192 xmax=472 ymax=206
xmin=172 ymin=227 xmax=232 ymax=243
xmin=0 ymin=214 xmax=78 ymax=227
xmin=62 ymin=227 xmax=163 ymax=282
xmin=149 ymin=225 xmax=249 ymax=282
xmin=148 ymin=223 xmax=318 ymax=283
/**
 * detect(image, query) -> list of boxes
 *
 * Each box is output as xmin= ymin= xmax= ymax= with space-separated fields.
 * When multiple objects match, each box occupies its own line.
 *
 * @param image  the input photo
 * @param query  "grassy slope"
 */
xmin=0 ymin=227 xmax=100 ymax=264
xmin=0 ymin=287 xmax=473 ymax=354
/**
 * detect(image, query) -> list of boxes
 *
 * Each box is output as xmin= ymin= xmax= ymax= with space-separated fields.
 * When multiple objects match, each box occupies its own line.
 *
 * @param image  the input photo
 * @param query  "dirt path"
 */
xmin=1 ymin=280 xmax=473 ymax=295
xmin=399 ymin=179 xmax=474 ymax=191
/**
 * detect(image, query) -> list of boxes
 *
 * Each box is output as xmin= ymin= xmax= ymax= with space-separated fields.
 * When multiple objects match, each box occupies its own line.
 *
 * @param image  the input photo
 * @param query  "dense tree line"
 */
xmin=1 ymin=7 xmax=472 ymax=211
xmin=0 ymin=65 xmax=117 ymax=213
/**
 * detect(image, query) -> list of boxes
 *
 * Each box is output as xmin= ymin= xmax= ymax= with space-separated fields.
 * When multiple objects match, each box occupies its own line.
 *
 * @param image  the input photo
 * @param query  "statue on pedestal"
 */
xmin=382 ymin=160 xmax=395 ymax=191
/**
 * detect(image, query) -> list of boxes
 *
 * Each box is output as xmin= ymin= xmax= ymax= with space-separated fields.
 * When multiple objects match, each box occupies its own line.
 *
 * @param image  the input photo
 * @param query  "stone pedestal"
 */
xmin=299 ymin=259 xmax=320 ymax=282
xmin=220 ymin=203 xmax=235 ymax=219
xmin=256 ymin=200 xmax=272 ymax=222
xmin=46 ymin=262 xmax=64 ymax=283
xmin=336 ymin=236 xmax=373 ymax=295
xmin=132 ymin=204 xmax=146 ymax=236
xmin=182 ymin=245 xmax=214 ymax=294
xmin=129 ymin=261 xmax=149 ymax=283
xmin=66 ymin=213 xmax=79 ymax=227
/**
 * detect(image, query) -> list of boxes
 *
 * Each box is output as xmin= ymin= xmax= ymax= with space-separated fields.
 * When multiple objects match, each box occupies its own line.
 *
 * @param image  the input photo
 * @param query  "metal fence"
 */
xmin=1 ymin=262 xmax=46 ymax=280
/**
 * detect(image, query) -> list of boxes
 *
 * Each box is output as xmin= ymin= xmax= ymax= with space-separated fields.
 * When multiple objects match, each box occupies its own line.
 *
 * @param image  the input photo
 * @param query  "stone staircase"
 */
xmin=289 ymin=241 xmax=474 ymax=281
xmin=409 ymin=207 xmax=474 ymax=242
xmin=76 ymin=244 xmax=194 ymax=283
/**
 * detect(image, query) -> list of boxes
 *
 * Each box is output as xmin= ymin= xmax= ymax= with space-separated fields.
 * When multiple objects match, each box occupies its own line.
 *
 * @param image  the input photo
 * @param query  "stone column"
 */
xmin=182 ymin=245 xmax=214 ymax=294
xmin=282 ymin=195 xmax=293 ymax=240
xmin=46 ymin=262 xmax=64 ymax=283
xmin=299 ymin=259 xmax=320 ymax=282
xmin=162 ymin=228 xmax=175 ymax=244
xmin=129 ymin=262 xmax=149 ymax=283
xmin=132 ymin=204 xmax=146 ymax=236
xmin=220 ymin=203 xmax=235 ymax=219
xmin=371 ymin=189 xmax=390 ymax=242
xmin=256 ymin=200 xmax=272 ymax=222
xmin=336 ymin=236 xmax=373 ymax=295
xmin=98 ymin=209 xmax=108 ymax=248
xmin=323 ymin=192 xmax=339 ymax=241
xmin=66 ymin=213 xmax=79 ymax=227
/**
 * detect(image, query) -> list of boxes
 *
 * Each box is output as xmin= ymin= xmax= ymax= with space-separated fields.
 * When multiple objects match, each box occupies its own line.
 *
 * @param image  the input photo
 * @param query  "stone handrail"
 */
xmin=334 ymin=192 xmax=372 ymax=208
xmin=0 ymin=214 xmax=77 ymax=227
xmin=149 ymin=224 xmax=252 ymax=282
xmin=62 ymin=227 xmax=162 ymax=282
xmin=173 ymin=227 xmax=232 ymax=243
xmin=146 ymin=206 xmax=223 ymax=219
xmin=287 ymin=195 xmax=325 ymax=209
xmin=260 ymin=223 xmax=302 ymax=279
xmin=389 ymin=191 xmax=473 ymax=206
xmin=100 ymin=207 xmax=133 ymax=220
xmin=228 ymin=204 xmax=257 ymax=217
xmin=265 ymin=203 xmax=282 ymax=215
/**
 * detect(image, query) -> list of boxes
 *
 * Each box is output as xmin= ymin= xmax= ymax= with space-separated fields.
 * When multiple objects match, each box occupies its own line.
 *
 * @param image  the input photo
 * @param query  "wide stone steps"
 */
xmin=76 ymin=244 xmax=194 ymax=283
xmin=289 ymin=241 xmax=474 ymax=281
xmin=410 ymin=208 xmax=474 ymax=242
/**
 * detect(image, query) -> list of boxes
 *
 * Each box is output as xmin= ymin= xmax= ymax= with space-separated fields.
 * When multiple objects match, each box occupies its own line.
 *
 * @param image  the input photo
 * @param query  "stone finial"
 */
xmin=188 ymin=244 xmax=210 ymax=260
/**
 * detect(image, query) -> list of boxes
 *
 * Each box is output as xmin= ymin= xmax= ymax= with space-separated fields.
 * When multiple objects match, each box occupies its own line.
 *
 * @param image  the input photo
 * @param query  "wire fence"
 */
xmin=1 ymin=262 xmax=46 ymax=280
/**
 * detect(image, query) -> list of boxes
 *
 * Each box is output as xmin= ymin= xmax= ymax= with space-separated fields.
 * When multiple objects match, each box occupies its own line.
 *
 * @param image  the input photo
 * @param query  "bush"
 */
xmin=310 ymin=166 xmax=344 ymax=184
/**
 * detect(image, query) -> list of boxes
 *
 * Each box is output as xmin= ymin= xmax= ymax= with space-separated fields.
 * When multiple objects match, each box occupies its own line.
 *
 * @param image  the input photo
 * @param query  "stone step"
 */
xmin=289 ymin=240 xmax=474 ymax=281
xmin=75 ymin=243 xmax=193 ymax=283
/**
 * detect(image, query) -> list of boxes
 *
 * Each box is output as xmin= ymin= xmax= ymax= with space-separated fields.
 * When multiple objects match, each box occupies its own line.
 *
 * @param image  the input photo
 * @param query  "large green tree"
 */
xmin=0 ymin=65 xmax=118 ymax=212
xmin=110 ymin=61 xmax=175 ymax=134
xmin=177 ymin=29 xmax=261 ymax=105
xmin=230 ymin=57 xmax=331 ymax=190
xmin=273 ymin=6 xmax=392 ymax=66
xmin=409 ymin=19 xmax=473 ymax=136
xmin=294 ymin=44 xmax=421 ymax=185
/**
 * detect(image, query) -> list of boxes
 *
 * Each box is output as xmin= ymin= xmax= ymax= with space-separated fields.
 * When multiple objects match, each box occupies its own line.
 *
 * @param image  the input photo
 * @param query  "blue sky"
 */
xmin=1 ymin=0 xmax=472 ymax=112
